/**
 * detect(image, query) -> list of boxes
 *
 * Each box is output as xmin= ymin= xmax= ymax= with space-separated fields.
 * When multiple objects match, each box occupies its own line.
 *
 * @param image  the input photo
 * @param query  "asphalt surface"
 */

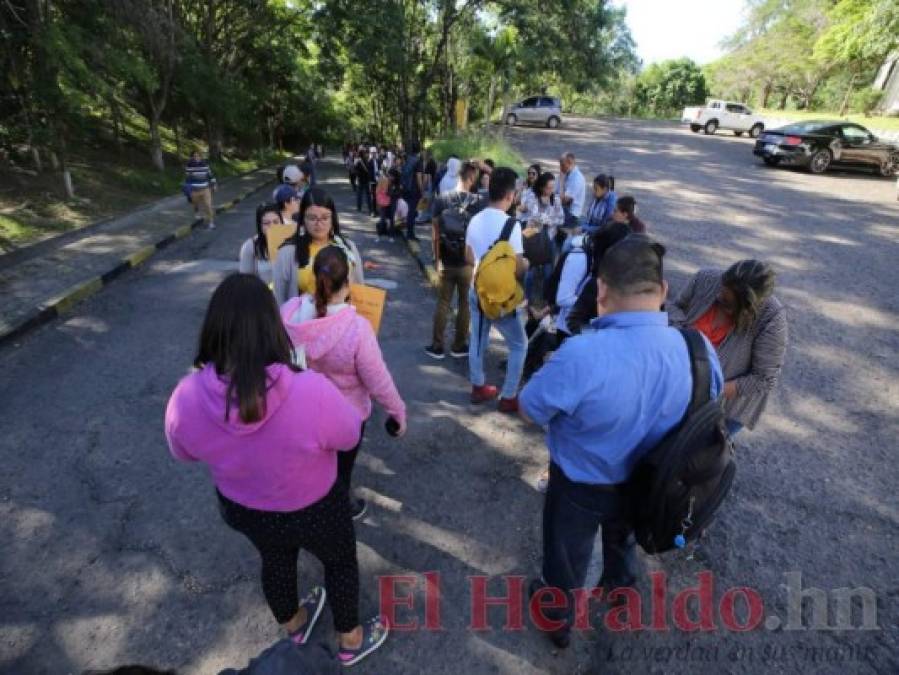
xmin=1 ymin=117 xmax=897 ymax=675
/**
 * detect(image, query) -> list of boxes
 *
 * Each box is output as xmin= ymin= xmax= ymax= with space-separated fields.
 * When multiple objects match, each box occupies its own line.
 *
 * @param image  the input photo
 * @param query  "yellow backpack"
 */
xmin=474 ymin=217 xmax=524 ymax=320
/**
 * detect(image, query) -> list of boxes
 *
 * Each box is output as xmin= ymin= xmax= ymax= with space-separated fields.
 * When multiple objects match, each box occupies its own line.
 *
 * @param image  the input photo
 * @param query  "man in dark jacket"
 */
xmin=354 ymin=149 xmax=372 ymax=214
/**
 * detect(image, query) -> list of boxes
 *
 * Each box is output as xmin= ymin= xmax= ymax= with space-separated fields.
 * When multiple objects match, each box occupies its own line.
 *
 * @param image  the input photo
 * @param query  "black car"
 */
xmin=753 ymin=120 xmax=899 ymax=176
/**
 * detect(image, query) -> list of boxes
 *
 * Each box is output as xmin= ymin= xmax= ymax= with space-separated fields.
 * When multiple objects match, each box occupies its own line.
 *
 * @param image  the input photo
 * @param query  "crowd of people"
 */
xmin=162 ymin=141 xmax=789 ymax=668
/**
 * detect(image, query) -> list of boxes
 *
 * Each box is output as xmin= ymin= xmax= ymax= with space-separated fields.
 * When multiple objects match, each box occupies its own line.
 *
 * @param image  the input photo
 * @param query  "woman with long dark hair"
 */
xmin=668 ymin=259 xmax=787 ymax=435
xmin=272 ymin=187 xmax=364 ymax=305
xmin=165 ymin=274 xmax=389 ymax=666
xmin=238 ymin=203 xmax=281 ymax=283
xmin=281 ymin=246 xmax=406 ymax=520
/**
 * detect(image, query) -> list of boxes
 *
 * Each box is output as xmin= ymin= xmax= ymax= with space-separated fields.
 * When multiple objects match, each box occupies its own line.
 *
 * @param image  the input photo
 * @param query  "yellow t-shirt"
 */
xmin=297 ymin=241 xmax=326 ymax=295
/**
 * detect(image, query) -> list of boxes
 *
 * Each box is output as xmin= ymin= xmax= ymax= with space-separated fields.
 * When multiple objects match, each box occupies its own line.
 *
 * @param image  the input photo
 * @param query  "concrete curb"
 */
xmin=0 ymin=181 xmax=271 ymax=347
xmin=400 ymin=234 xmax=440 ymax=291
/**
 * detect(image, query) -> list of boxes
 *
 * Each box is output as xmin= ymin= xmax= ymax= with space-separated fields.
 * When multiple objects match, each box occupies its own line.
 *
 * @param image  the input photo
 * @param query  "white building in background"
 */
xmin=873 ymin=53 xmax=899 ymax=115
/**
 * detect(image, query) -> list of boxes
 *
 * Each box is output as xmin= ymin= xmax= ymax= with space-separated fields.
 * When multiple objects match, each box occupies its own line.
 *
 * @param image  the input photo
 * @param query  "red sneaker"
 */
xmin=498 ymin=397 xmax=519 ymax=413
xmin=470 ymin=384 xmax=498 ymax=404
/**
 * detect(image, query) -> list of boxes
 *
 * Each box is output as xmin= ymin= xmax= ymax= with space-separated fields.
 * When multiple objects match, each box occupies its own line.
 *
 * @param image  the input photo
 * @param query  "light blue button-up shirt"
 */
xmin=520 ymin=311 xmax=724 ymax=485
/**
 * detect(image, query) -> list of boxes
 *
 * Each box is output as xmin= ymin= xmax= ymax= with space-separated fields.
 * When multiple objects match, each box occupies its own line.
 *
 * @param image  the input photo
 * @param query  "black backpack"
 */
xmin=438 ymin=193 xmax=480 ymax=266
xmin=628 ymin=329 xmax=735 ymax=554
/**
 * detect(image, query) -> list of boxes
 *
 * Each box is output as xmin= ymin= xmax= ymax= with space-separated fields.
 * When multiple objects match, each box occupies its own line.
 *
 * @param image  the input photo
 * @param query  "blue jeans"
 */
xmin=468 ymin=289 xmax=526 ymax=399
xmin=540 ymin=461 xmax=637 ymax=627
xmin=725 ymin=419 xmax=743 ymax=436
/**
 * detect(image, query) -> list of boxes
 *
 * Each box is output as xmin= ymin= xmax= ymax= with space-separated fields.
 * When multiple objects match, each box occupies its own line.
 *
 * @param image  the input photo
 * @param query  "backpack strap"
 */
xmin=679 ymin=328 xmax=711 ymax=414
xmin=495 ymin=216 xmax=517 ymax=245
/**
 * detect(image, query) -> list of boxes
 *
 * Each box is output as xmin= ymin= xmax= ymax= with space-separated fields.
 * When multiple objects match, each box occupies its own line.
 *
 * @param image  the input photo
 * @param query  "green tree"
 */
xmin=635 ymin=58 xmax=708 ymax=116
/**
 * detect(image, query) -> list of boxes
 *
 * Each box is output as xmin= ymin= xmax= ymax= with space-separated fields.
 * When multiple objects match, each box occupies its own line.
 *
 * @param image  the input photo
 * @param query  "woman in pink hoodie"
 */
xmin=165 ymin=274 xmax=388 ymax=667
xmin=281 ymin=245 xmax=407 ymax=521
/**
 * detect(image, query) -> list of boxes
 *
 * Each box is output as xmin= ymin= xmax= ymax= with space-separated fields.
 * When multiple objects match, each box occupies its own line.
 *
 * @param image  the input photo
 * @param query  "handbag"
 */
xmin=523 ymin=223 xmax=554 ymax=266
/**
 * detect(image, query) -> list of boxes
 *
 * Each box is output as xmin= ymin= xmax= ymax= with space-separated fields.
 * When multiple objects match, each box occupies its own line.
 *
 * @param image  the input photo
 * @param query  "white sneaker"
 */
xmin=207 ymin=221 xmax=216 ymax=230
xmin=375 ymin=236 xmax=382 ymax=243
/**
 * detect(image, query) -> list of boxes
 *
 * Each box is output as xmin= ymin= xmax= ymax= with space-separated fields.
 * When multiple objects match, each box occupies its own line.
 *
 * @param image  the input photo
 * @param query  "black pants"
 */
xmin=356 ymin=182 xmax=372 ymax=213
xmin=337 ymin=422 xmax=365 ymax=497
xmin=218 ymin=483 xmax=359 ymax=632
xmin=541 ymin=462 xmax=637 ymax=625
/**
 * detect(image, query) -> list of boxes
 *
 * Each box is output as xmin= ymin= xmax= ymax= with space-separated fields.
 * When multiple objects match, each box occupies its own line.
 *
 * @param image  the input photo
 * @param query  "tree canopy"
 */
xmin=705 ymin=0 xmax=899 ymax=114
xmin=1 ymin=0 xmax=637 ymax=186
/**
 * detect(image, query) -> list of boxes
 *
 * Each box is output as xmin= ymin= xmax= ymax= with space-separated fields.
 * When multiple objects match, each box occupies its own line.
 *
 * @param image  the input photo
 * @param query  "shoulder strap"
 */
xmin=497 ymin=216 xmax=516 ymax=244
xmin=679 ymin=328 xmax=711 ymax=414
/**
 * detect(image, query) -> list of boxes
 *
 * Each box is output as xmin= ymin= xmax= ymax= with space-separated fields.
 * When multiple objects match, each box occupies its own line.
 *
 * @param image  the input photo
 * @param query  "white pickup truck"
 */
xmin=682 ymin=100 xmax=766 ymax=137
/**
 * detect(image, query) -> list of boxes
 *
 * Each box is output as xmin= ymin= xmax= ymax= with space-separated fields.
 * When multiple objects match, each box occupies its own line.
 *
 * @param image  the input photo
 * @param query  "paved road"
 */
xmin=1 ymin=117 xmax=897 ymax=674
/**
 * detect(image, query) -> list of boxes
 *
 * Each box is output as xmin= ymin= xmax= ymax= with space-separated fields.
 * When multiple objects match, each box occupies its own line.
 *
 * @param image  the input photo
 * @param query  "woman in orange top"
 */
xmin=669 ymin=260 xmax=788 ymax=436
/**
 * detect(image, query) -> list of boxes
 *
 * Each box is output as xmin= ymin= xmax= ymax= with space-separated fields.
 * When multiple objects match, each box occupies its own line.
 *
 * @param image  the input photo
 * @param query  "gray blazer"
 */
xmin=668 ymin=269 xmax=788 ymax=429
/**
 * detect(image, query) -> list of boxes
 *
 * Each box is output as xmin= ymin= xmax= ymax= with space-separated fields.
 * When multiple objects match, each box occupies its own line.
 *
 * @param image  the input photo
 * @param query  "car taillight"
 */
xmin=784 ymin=136 xmax=802 ymax=146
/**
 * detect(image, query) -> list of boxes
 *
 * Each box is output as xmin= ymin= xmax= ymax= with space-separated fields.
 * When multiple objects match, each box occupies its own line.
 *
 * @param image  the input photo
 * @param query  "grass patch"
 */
xmin=428 ymin=131 xmax=526 ymax=171
xmin=0 ymin=145 xmax=289 ymax=253
xmin=757 ymin=109 xmax=899 ymax=132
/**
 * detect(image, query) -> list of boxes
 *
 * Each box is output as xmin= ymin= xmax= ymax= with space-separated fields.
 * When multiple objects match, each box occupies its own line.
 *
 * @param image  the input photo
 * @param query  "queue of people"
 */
xmin=164 ymin=142 xmax=788 ymax=667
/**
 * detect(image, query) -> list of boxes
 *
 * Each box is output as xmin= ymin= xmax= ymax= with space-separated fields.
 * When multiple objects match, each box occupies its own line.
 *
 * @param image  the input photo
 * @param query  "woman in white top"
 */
xmin=238 ymin=203 xmax=281 ymax=284
xmin=272 ymin=187 xmax=364 ymax=305
xmin=524 ymin=171 xmax=564 ymax=242
xmin=517 ymin=163 xmax=542 ymax=214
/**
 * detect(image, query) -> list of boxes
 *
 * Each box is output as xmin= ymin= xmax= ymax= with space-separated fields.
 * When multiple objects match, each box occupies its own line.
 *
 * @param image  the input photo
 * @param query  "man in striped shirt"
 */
xmin=185 ymin=150 xmax=217 ymax=229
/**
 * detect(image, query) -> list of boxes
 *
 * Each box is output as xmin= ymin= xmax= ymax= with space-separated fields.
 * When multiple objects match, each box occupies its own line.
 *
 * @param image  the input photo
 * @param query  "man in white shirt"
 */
xmin=556 ymin=152 xmax=586 ymax=229
xmin=465 ymin=167 xmax=529 ymax=412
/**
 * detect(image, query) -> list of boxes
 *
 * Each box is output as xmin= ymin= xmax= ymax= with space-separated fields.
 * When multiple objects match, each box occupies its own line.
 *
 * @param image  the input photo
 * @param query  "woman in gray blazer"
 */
xmin=668 ymin=260 xmax=787 ymax=434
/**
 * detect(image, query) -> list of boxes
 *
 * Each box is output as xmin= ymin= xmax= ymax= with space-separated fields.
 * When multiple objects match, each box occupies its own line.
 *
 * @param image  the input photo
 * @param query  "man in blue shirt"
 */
xmin=520 ymin=234 xmax=723 ymax=647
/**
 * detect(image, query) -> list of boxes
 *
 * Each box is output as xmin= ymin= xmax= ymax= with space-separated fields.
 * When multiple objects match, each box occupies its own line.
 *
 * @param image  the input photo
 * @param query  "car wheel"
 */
xmin=763 ymin=157 xmax=780 ymax=167
xmin=506 ymin=114 xmax=517 ymax=126
xmin=750 ymin=124 xmax=764 ymax=138
xmin=547 ymin=116 xmax=560 ymax=129
xmin=734 ymin=131 xmax=743 ymax=137
xmin=879 ymin=152 xmax=899 ymax=177
xmin=704 ymin=120 xmax=718 ymax=135
xmin=809 ymin=149 xmax=832 ymax=174
xmin=690 ymin=124 xmax=700 ymax=133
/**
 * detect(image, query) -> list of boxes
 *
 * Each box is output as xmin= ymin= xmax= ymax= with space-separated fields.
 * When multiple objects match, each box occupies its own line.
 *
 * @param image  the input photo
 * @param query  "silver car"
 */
xmin=504 ymin=96 xmax=563 ymax=129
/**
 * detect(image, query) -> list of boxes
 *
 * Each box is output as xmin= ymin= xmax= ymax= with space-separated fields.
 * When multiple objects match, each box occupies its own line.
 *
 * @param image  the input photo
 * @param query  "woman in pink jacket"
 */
xmin=165 ymin=274 xmax=388 ymax=667
xmin=281 ymin=245 xmax=407 ymax=521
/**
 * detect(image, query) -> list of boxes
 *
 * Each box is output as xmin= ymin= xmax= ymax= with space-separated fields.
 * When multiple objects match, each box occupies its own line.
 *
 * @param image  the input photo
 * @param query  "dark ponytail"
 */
xmin=312 ymin=245 xmax=350 ymax=318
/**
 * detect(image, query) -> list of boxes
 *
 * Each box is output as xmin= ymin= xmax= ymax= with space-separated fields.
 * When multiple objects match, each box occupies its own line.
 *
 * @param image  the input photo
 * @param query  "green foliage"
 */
xmin=635 ymin=59 xmax=709 ymax=117
xmin=706 ymin=0 xmax=898 ymax=114
xmin=429 ymin=132 xmax=525 ymax=171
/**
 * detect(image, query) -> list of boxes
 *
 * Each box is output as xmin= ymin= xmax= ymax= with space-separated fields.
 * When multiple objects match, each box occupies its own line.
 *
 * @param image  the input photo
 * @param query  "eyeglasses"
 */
xmin=527 ymin=171 xmax=537 ymax=175
xmin=304 ymin=214 xmax=332 ymax=225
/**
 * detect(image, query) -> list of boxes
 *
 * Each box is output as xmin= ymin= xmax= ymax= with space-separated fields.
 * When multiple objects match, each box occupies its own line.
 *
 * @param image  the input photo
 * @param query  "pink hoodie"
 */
xmin=281 ymin=295 xmax=406 ymax=427
xmin=165 ymin=363 xmax=361 ymax=512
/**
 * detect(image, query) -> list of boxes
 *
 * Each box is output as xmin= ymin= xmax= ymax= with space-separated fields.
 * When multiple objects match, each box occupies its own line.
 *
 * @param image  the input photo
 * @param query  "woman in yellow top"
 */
xmin=273 ymin=187 xmax=364 ymax=304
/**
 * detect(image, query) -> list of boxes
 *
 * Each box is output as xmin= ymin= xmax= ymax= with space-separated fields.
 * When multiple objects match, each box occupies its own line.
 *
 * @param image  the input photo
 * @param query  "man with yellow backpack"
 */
xmin=466 ymin=167 xmax=529 ymax=412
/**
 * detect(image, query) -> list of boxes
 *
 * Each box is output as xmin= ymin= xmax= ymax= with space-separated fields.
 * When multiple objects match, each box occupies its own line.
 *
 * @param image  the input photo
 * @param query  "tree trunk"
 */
xmin=63 ymin=169 xmax=75 ymax=199
xmin=839 ymin=73 xmax=857 ymax=116
xmin=149 ymin=114 xmax=165 ymax=171
xmin=31 ymin=146 xmax=42 ymax=173
xmin=760 ymin=82 xmax=771 ymax=108
xmin=109 ymin=97 xmax=123 ymax=153
xmin=49 ymin=151 xmax=59 ymax=170
xmin=485 ymin=77 xmax=497 ymax=125
xmin=173 ymin=122 xmax=182 ymax=157
xmin=207 ymin=117 xmax=224 ymax=161
xmin=778 ymin=90 xmax=788 ymax=110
